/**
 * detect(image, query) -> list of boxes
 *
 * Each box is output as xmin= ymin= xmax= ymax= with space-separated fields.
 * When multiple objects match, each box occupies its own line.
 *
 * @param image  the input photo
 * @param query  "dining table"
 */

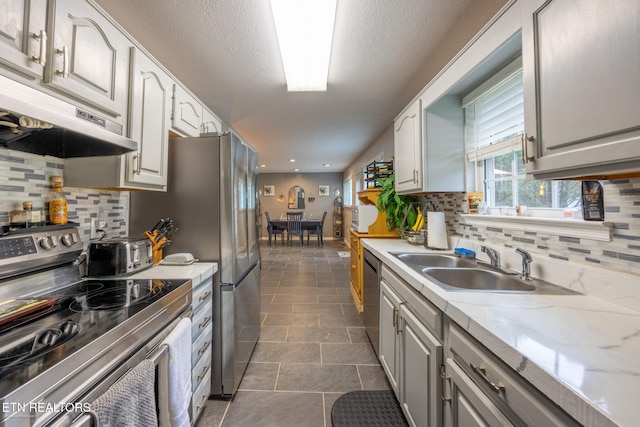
xmin=267 ymin=219 xmax=324 ymax=246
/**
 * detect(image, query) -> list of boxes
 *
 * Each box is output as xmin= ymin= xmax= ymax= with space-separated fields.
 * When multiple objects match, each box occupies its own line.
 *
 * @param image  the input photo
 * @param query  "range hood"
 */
xmin=0 ymin=75 xmax=137 ymax=158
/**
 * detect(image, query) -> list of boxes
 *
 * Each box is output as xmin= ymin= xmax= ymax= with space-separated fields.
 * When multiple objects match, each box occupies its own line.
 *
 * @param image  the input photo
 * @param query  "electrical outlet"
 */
xmin=90 ymin=218 xmax=107 ymax=239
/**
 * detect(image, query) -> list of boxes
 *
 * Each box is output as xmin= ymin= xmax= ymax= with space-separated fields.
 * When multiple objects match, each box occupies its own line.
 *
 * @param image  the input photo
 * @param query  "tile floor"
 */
xmin=195 ymin=240 xmax=391 ymax=427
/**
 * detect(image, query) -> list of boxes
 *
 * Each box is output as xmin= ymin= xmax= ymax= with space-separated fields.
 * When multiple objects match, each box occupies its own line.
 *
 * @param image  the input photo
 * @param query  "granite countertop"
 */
xmin=362 ymin=238 xmax=640 ymax=427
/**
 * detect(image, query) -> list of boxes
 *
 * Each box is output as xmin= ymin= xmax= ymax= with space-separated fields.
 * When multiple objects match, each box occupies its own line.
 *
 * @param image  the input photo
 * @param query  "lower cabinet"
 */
xmin=191 ymin=273 xmax=213 ymax=423
xmin=380 ymin=266 xmax=443 ymax=427
xmin=443 ymin=321 xmax=581 ymax=427
xmin=378 ymin=262 xmax=581 ymax=427
xmin=349 ymin=231 xmax=363 ymax=313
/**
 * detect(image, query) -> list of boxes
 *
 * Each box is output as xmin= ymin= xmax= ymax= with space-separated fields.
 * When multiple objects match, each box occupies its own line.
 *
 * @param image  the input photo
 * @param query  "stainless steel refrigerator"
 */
xmin=129 ymin=132 xmax=260 ymax=397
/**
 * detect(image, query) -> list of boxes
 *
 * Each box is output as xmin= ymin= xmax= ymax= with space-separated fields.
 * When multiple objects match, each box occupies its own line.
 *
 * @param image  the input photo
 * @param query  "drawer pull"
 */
xmin=196 ymin=394 xmax=208 ymax=411
xmin=470 ymin=363 xmax=505 ymax=394
xmin=197 ymin=364 xmax=211 ymax=381
xmin=199 ymin=290 xmax=212 ymax=302
xmin=198 ymin=340 xmax=211 ymax=355
xmin=199 ymin=316 xmax=211 ymax=328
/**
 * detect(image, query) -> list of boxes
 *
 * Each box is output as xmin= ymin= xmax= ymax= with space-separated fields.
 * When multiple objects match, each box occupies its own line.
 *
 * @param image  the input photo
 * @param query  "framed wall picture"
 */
xmin=318 ymin=185 xmax=330 ymax=196
xmin=263 ymin=185 xmax=275 ymax=196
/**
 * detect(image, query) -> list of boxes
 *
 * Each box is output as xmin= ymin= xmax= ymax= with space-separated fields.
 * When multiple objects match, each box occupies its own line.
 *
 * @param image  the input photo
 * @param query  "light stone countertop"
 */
xmin=125 ymin=262 xmax=217 ymax=286
xmin=362 ymin=238 xmax=640 ymax=427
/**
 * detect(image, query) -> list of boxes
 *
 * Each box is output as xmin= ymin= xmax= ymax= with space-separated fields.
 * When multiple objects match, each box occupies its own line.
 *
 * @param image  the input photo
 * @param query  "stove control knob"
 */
xmin=61 ymin=233 xmax=77 ymax=247
xmin=40 ymin=235 xmax=58 ymax=250
xmin=61 ymin=321 xmax=79 ymax=336
xmin=39 ymin=330 xmax=58 ymax=346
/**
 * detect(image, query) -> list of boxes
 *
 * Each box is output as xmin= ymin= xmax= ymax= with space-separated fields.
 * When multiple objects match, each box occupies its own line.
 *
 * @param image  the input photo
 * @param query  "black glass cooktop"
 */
xmin=0 ymin=278 xmax=189 ymax=397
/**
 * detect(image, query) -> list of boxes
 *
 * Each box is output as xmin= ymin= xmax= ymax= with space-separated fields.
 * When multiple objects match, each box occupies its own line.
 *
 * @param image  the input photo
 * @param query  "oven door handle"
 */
xmin=69 ymin=344 xmax=170 ymax=427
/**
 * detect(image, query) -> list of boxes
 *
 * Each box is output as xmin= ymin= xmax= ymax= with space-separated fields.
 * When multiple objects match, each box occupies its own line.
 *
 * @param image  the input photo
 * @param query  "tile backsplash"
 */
xmin=0 ymin=148 xmax=128 ymax=242
xmin=422 ymin=178 xmax=640 ymax=277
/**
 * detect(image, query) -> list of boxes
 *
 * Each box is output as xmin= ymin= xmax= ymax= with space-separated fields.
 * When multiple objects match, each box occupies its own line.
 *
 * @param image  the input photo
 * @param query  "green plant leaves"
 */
xmin=376 ymin=174 xmax=419 ymax=231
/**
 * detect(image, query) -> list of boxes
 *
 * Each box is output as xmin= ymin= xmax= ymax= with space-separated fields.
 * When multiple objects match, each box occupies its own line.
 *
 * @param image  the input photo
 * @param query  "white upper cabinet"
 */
xmin=65 ymin=48 xmax=172 ymax=191
xmin=202 ymin=107 xmax=222 ymax=134
xmin=126 ymin=48 xmax=172 ymax=188
xmin=47 ymin=0 xmax=130 ymax=121
xmin=522 ymin=0 xmax=640 ymax=179
xmin=172 ymin=84 xmax=202 ymax=137
xmin=0 ymin=0 xmax=48 ymax=79
xmin=394 ymin=99 xmax=422 ymax=194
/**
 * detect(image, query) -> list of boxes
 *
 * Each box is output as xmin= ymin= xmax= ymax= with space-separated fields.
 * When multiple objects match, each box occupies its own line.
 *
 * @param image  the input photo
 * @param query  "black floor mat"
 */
xmin=331 ymin=390 xmax=409 ymax=427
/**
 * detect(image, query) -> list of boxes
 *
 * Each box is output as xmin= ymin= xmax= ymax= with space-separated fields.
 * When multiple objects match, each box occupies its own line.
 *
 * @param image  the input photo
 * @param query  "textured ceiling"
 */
xmin=94 ymin=0 xmax=498 ymax=173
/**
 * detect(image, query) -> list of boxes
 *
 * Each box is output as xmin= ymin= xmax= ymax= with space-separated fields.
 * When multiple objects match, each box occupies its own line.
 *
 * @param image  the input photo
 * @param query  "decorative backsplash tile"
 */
xmin=421 ymin=178 xmax=640 ymax=277
xmin=0 ymin=148 xmax=128 ymax=243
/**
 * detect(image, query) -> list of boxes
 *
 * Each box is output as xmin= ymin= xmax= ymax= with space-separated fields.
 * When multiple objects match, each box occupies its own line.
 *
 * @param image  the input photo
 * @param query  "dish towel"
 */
xmin=163 ymin=317 xmax=192 ymax=427
xmin=89 ymin=359 xmax=158 ymax=427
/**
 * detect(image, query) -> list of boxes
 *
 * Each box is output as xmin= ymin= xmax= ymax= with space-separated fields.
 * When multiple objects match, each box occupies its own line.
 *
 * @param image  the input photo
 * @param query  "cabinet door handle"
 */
xmin=413 ymin=169 xmax=419 ymax=184
xmin=32 ymin=30 xmax=47 ymax=66
xmin=522 ymin=134 xmax=535 ymax=164
xmin=470 ymin=363 xmax=505 ymax=394
xmin=55 ymin=45 xmax=69 ymax=78
xmin=392 ymin=307 xmax=398 ymax=329
xmin=132 ymin=152 xmax=143 ymax=175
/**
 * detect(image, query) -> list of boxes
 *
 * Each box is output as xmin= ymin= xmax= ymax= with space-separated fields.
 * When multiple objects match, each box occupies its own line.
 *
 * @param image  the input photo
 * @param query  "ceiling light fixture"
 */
xmin=294 ymin=168 xmax=300 ymax=172
xmin=260 ymin=164 xmax=267 ymax=168
xmin=323 ymin=163 xmax=331 ymax=167
xmin=270 ymin=0 xmax=337 ymax=92
xmin=289 ymin=158 xmax=296 ymax=162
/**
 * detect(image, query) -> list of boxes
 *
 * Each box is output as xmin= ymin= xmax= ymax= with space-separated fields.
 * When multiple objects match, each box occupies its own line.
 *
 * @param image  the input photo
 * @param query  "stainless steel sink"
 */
xmin=422 ymin=268 xmax=536 ymax=292
xmin=392 ymin=253 xmax=477 ymax=269
xmin=392 ymin=252 xmax=579 ymax=294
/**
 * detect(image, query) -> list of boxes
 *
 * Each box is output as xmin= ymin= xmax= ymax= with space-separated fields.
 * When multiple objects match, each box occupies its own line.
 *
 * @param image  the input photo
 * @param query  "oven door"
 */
xmin=49 ymin=311 xmax=190 ymax=427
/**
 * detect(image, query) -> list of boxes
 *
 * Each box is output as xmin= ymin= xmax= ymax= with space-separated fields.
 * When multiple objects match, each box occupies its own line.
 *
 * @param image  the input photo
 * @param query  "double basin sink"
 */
xmin=392 ymin=253 xmax=578 ymax=295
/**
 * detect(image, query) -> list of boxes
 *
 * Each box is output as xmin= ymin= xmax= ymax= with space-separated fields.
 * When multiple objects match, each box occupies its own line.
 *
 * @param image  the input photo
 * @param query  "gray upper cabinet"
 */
xmin=394 ymin=99 xmax=422 ymax=194
xmin=172 ymin=83 xmax=202 ymax=137
xmin=47 ymin=0 xmax=130 ymax=121
xmin=126 ymin=48 xmax=172 ymax=189
xmin=0 ymin=0 xmax=48 ymax=79
xmin=65 ymin=48 xmax=172 ymax=191
xmin=522 ymin=0 xmax=640 ymax=179
xmin=202 ymin=107 xmax=222 ymax=134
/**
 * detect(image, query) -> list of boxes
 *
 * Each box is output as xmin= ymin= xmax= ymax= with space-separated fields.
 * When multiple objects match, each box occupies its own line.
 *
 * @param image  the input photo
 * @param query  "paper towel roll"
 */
xmin=427 ymin=212 xmax=448 ymax=249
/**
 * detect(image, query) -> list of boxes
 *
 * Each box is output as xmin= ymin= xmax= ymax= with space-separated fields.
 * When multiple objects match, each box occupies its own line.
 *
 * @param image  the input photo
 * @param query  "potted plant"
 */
xmin=376 ymin=174 xmax=420 ymax=231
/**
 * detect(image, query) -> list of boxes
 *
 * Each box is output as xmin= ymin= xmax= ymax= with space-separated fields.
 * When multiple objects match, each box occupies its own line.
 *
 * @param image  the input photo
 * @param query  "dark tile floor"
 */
xmin=195 ymin=240 xmax=391 ymax=427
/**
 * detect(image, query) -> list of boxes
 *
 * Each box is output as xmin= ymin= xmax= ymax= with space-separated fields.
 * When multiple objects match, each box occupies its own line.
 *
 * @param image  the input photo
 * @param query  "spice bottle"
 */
xmin=25 ymin=201 xmax=45 ymax=227
xmin=22 ymin=201 xmax=33 ymax=228
xmin=49 ymin=176 xmax=68 ymax=225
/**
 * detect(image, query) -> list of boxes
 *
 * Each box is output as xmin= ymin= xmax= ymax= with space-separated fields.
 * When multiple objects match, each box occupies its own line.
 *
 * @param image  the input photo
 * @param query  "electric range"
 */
xmin=0 ymin=225 xmax=191 ymax=426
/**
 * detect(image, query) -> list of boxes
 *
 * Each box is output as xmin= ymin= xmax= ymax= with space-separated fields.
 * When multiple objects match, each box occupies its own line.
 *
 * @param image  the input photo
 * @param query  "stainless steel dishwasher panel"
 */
xmin=363 ymin=248 xmax=381 ymax=357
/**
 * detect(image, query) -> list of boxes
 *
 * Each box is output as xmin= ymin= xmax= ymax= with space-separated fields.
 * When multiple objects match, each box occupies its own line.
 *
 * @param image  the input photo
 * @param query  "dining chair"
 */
xmin=265 ymin=212 xmax=285 ymax=246
xmin=286 ymin=211 xmax=304 ymax=246
xmin=306 ymin=211 xmax=327 ymax=246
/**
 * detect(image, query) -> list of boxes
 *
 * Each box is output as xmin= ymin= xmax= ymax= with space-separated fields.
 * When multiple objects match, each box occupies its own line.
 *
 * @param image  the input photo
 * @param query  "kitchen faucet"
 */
xmin=480 ymin=246 xmax=500 ymax=268
xmin=515 ymin=248 xmax=533 ymax=280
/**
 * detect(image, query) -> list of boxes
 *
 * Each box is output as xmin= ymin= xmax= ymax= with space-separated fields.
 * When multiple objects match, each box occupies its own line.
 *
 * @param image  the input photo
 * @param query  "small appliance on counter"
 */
xmin=351 ymin=205 xmax=379 ymax=233
xmin=87 ymin=237 xmax=154 ymax=276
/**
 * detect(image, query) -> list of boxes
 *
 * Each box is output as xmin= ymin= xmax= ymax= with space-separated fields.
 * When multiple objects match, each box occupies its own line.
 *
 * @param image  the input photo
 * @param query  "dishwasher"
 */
xmin=363 ymin=248 xmax=382 ymax=357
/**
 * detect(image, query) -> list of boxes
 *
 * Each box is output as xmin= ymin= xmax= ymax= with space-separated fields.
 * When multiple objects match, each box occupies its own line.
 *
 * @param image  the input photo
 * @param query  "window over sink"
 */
xmin=464 ymin=57 xmax=580 ymax=217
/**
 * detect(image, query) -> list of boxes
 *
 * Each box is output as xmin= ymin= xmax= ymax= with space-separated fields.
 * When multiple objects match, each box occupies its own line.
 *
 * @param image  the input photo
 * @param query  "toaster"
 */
xmin=87 ymin=237 xmax=154 ymax=276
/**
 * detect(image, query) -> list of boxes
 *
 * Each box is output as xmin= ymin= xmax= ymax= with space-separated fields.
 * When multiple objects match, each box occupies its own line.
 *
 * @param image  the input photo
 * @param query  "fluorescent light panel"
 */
xmin=270 ymin=0 xmax=337 ymax=92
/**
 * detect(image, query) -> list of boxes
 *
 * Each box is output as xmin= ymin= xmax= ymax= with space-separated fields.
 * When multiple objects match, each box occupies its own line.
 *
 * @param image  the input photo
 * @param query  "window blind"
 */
xmin=464 ymin=57 xmax=524 ymax=160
